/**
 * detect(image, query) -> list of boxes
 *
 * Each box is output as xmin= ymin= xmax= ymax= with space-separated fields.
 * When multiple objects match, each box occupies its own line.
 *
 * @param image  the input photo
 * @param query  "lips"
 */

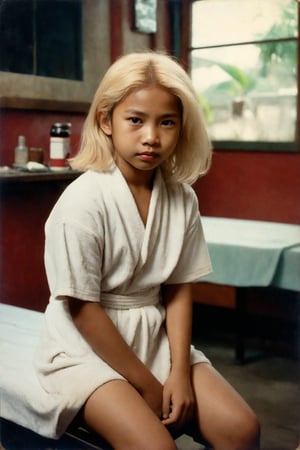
xmin=137 ymin=152 xmax=159 ymax=161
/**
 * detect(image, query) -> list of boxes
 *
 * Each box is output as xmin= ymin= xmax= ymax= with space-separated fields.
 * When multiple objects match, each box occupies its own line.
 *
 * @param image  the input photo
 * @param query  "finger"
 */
xmin=162 ymin=391 xmax=172 ymax=420
xmin=162 ymin=414 xmax=176 ymax=426
xmin=162 ymin=401 xmax=193 ymax=427
xmin=162 ymin=403 xmax=181 ymax=425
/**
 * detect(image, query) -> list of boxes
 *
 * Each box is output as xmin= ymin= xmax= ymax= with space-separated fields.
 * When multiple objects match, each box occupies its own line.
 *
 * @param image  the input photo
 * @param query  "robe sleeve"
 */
xmin=165 ymin=188 xmax=212 ymax=284
xmin=44 ymin=219 xmax=103 ymax=302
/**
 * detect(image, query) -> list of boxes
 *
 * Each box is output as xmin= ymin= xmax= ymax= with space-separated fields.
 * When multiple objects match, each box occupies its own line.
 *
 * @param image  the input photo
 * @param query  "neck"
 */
xmin=116 ymin=161 xmax=155 ymax=190
xmin=127 ymin=171 xmax=154 ymax=190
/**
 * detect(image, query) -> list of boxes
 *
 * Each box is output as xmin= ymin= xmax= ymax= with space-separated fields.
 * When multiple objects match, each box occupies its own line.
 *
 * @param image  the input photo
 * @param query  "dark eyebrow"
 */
xmin=124 ymin=109 xmax=145 ymax=115
xmin=124 ymin=109 xmax=179 ymax=118
xmin=160 ymin=113 xmax=180 ymax=118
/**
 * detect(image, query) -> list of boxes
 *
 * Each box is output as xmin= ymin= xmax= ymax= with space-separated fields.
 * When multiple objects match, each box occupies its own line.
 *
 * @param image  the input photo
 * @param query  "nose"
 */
xmin=142 ymin=124 xmax=159 ymax=146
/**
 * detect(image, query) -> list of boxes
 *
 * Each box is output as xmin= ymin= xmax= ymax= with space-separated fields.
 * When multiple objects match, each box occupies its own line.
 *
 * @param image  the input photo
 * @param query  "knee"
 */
xmin=232 ymin=408 xmax=261 ymax=450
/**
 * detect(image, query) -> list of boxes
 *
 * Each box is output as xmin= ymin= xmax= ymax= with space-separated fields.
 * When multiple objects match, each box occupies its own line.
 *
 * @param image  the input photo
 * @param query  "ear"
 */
xmin=98 ymin=112 xmax=112 ymax=136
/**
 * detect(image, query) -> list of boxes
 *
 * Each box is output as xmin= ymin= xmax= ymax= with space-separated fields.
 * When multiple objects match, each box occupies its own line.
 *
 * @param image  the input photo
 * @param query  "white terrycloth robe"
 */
xmin=1 ymin=166 xmax=212 ymax=439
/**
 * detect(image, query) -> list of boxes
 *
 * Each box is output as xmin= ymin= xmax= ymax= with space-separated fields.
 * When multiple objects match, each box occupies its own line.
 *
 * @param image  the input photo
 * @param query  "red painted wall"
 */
xmin=0 ymin=109 xmax=86 ymax=311
xmin=194 ymin=150 xmax=300 ymax=225
xmin=1 ymin=180 xmax=70 ymax=312
xmin=0 ymin=108 xmax=85 ymax=166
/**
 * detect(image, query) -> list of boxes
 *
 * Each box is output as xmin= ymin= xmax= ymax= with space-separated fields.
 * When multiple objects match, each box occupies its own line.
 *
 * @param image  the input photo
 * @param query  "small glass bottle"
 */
xmin=14 ymin=135 xmax=28 ymax=166
xmin=29 ymin=147 xmax=44 ymax=163
xmin=49 ymin=123 xmax=72 ymax=171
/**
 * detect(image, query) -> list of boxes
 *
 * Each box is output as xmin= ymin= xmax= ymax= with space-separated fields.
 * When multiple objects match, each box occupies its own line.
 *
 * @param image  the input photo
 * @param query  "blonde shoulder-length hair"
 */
xmin=70 ymin=51 xmax=212 ymax=185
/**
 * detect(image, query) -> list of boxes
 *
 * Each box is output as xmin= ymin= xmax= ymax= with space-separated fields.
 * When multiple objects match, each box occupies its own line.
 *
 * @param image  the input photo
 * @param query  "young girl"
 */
xmin=34 ymin=52 xmax=260 ymax=450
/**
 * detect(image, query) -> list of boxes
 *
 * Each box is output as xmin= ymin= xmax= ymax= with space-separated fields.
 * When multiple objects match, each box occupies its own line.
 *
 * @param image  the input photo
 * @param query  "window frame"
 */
xmin=0 ymin=0 xmax=83 ymax=81
xmin=188 ymin=0 xmax=300 ymax=153
xmin=0 ymin=2 xmax=110 ymax=113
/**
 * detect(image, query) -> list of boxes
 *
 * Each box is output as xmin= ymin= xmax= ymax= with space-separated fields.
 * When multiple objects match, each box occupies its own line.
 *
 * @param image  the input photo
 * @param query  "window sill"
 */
xmin=211 ymin=141 xmax=299 ymax=153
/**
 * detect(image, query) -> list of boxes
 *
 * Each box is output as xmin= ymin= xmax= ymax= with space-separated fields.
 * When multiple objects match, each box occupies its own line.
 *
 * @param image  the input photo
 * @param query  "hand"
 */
xmin=161 ymin=370 xmax=195 ymax=427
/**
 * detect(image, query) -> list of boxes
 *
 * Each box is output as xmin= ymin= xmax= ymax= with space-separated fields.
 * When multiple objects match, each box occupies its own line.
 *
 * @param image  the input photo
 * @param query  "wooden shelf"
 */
xmin=0 ymin=169 xmax=81 ymax=184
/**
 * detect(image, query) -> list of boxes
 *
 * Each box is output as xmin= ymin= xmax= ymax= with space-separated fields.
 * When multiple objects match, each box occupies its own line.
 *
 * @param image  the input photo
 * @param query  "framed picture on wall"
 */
xmin=132 ymin=0 xmax=157 ymax=34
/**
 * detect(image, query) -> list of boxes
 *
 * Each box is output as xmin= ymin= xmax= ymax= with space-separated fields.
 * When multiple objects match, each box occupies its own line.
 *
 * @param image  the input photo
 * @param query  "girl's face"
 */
xmin=99 ymin=86 xmax=182 ymax=182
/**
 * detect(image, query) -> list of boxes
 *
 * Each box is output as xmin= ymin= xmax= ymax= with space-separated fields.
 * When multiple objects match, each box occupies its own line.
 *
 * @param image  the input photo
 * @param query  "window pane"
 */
xmin=192 ymin=0 xmax=297 ymax=48
xmin=36 ymin=0 xmax=82 ymax=80
xmin=191 ymin=0 xmax=298 ymax=143
xmin=191 ymin=41 xmax=297 ymax=142
xmin=0 ymin=0 xmax=34 ymax=74
xmin=0 ymin=0 xmax=82 ymax=81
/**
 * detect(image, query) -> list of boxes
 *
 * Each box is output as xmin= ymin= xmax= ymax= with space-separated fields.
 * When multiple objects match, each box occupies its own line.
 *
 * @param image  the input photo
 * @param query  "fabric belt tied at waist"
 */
xmin=101 ymin=291 xmax=160 ymax=309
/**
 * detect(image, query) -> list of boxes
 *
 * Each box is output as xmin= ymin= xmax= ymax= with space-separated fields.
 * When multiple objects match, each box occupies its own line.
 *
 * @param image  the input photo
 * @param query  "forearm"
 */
xmin=162 ymin=283 xmax=193 ymax=374
xmin=67 ymin=297 xmax=159 ymax=394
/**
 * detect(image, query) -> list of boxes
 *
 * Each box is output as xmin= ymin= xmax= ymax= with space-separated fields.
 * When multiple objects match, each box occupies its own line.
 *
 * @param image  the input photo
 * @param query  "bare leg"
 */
xmin=83 ymin=380 xmax=177 ymax=450
xmin=192 ymin=363 xmax=260 ymax=450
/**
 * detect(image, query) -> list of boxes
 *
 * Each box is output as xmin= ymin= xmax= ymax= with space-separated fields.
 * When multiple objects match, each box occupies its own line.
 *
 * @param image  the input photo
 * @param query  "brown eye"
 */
xmin=161 ymin=119 xmax=176 ymax=127
xmin=128 ymin=117 xmax=142 ymax=124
